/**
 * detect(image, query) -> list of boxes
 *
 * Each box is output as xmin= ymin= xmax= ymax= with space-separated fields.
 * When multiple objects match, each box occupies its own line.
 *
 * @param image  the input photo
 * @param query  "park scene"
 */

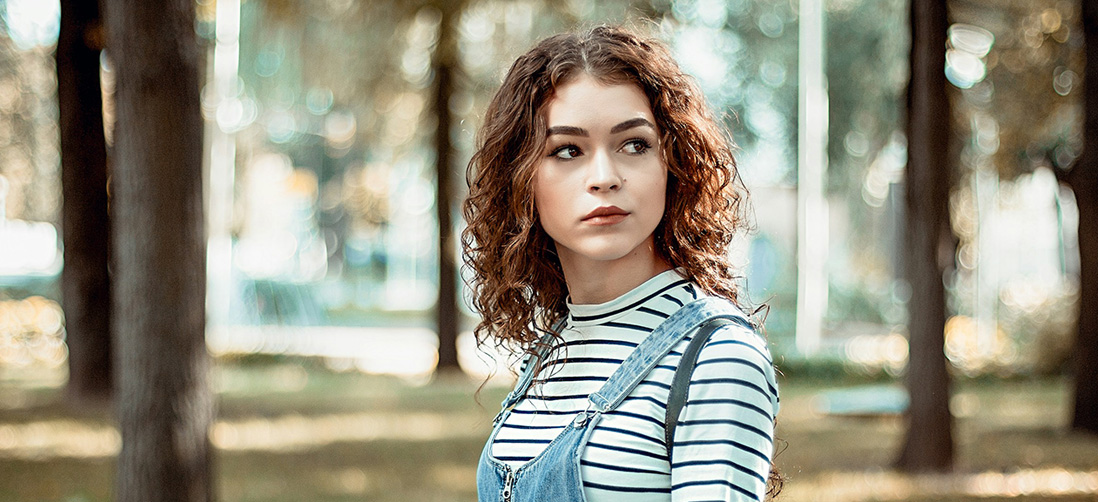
xmin=0 ymin=0 xmax=1097 ymax=500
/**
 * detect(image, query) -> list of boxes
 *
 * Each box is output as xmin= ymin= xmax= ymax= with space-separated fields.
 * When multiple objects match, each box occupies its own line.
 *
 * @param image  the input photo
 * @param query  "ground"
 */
xmin=0 ymin=359 xmax=1095 ymax=501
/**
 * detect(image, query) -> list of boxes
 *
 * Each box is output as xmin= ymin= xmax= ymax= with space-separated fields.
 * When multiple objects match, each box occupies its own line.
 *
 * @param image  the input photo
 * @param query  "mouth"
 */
xmin=582 ymin=206 xmax=629 ymax=225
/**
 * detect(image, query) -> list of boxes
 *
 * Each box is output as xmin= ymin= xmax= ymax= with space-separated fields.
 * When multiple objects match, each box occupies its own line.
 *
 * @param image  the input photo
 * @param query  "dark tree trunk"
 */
xmin=57 ymin=0 xmax=112 ymax=405
xmin=896 ymin=0 xmax=955 ymax=472
xmin=1070 ymin=0 xmax=1098 ymax=434
xmin=433 ymin=3 xmax=461 ymax=372
xmin=105 ymin=0 xmax=213 ymax=499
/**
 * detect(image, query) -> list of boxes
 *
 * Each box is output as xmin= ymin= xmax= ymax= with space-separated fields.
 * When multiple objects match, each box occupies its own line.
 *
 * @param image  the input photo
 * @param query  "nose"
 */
xmin=587 ymin=150 xmax=622 ymax=192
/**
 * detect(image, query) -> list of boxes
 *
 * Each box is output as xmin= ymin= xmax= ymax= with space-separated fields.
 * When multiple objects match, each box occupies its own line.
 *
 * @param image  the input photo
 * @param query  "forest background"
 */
xmin=0 ymin=0 xmax=1096 ymax=500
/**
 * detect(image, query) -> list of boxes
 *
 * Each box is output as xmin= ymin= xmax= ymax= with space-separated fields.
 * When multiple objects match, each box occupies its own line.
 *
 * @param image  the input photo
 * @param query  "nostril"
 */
xmin=589 ymin=183 xmax=620 ymax=192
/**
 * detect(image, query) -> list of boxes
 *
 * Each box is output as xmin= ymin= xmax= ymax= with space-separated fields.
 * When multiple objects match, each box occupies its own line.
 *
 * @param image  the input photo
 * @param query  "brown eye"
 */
xmin=550 ymin=145 xmax=582 ymax=160
xmin=621 ymin=139 xmax=652 ymax=155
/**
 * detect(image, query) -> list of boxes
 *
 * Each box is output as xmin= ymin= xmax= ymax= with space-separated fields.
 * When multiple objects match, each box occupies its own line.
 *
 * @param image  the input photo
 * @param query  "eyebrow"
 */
xmin=611 ymin=117 xmax=656 ymax=134
xmin=545 ymin=118 xmax=657 ymax=137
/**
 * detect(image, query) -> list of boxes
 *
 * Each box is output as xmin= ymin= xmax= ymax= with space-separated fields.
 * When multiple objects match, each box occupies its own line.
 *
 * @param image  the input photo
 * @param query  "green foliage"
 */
xmin=667 ymin=0 xmax=800 ymax=186
xmin=951 ymin=0 xmax=1084 ymax=180
xmin=826 ymin=0 xmax=908 ymax=195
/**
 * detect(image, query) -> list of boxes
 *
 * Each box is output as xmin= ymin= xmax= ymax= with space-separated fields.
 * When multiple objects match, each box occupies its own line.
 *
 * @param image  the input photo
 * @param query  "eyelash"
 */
xmin=623 ymin=138 xmax=652 ymax=154
xmin=549 ymin=144 xmax=581 ymax=159
xmin=547 ymin=138 xmax=653 ymax=159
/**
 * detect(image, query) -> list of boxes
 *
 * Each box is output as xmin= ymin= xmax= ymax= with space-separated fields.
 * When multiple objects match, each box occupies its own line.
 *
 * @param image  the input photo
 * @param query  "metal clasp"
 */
xmin=572 ymin=401 xmax=595 ymax=428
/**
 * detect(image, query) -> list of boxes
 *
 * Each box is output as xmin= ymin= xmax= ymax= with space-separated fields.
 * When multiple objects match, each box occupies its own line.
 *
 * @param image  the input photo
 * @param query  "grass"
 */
xmin=1 ymin=359 xmax=1096 ymax=501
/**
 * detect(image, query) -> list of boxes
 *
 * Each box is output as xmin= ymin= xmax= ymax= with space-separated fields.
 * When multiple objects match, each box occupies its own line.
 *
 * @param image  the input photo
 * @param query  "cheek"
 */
xmin=651 ymin=169 xmax=669 ymax=214
xmin=532 ymin=166 xmax=559 ymax=225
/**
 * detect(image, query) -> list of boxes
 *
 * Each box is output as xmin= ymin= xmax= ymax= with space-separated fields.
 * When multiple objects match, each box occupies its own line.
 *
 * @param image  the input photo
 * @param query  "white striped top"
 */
xmin=491 ymin=269 xmax=780 ymax=501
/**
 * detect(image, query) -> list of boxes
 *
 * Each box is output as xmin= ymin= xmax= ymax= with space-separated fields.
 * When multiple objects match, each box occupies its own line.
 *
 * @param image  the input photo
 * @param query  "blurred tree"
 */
xmin=247 ymin=0 xmax=468 ymax=372
xmin=233 ymin=0 xmax=686 ymax=375
xmin=106 ymin=0 xmax=213 ymax=499
xmin=896 ymin=0 xmax=955 ymax=472
xmin=57 ymin=0 xmax=112 ymax=406
xmin=431 ymin=0 xmax=465 ymax=371
xmin=1070 ymin=0 xmax=1097 ymax=434
xmin=948 ymin=0 xmax=1091 ymax=429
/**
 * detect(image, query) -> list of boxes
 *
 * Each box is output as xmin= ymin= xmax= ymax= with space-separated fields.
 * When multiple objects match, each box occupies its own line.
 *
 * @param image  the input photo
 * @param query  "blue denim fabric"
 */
xmin=476 ymin=297 xmax=742 ymax=502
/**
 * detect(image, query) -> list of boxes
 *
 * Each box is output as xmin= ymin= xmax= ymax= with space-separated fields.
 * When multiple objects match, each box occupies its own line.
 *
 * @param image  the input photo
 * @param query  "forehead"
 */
xmin=544 ymin=75 xmax=656 ymax=129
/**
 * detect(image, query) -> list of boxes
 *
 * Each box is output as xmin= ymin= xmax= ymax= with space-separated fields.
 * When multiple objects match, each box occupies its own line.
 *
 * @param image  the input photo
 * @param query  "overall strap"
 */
xmin=498 ymin=319 xmax=565 ymax=414
xmin=587 ymin=297 xmax=741 ymax=413
xmin=663 ymin=315 xmax=754 ymax=450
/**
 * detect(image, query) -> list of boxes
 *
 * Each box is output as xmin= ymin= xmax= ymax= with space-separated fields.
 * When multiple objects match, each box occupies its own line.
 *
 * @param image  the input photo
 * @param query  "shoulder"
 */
xmin=702 ymin=317 xmax=773 ymax=366
xmin=689 ymin=313 xmax=780 ymax=409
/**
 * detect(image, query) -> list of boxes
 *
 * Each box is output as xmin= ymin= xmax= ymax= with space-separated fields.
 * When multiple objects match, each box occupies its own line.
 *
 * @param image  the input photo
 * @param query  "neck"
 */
xmin=558 ymin=241 xmax=671 ymax=305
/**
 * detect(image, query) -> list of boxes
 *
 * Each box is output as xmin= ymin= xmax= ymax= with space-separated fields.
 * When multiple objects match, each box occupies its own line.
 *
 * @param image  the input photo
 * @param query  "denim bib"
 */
xmin=476 ymin=297 xmax=742 ymax=502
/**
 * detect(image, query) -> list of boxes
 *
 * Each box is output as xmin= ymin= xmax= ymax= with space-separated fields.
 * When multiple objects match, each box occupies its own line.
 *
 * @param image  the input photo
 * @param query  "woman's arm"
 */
xmin=669 ymin=325 xmax=780 ymax=502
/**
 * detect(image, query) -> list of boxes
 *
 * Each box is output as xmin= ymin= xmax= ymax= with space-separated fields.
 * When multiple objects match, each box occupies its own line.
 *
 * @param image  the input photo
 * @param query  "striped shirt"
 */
xmin=491 ymin=269 xmax=780 ymax=501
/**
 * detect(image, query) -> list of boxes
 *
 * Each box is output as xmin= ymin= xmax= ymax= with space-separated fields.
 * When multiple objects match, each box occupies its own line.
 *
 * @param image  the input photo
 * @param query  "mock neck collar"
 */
xmin=567 ymin=268 xmax=689 ymax=326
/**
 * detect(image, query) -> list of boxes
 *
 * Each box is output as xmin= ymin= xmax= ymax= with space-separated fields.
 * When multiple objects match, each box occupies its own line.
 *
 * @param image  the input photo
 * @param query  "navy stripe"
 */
xmin=559 ymin=338 xmax=639 ymax=349
xmin=602 ymin=321 xmax=653 ymax=332
xmin=570 ymin=279 xmax=688 ymax=322
xmin=661 ymin=293 xmax=684 ymax=307
xmin=542 ymin=375 xmax=608 ymax=384
xmin=541 ymin=357 xmax=623 ymax=368
xmin=581 ymin=459 xmax=669 ymax=475
xmin=638 ymin=380 xmax=672 ymax=391
xmin=637 ymin=306 xmax=670 ymax=318
xmin=499 ymin=422 xmax=562 ymax=430
xmin=672 ymin=478 xmax=759 ymax=501
xmin=692 ymin=377 xmax=772 ymax=400
xmin=673 ymin=438 xmax=769 ymax=462
xmin=604 ymin=409 xmax=666 ymax=428
xmin=587 ymin=441 xmax=669 ymax=461
xmin=692 ymin=360 xmax=779 ymax=402
xmin=677 ymin=418 xmax=772 ymax=442
xmin=695 ymin=357 xmax=770 ymax=379
xmin=706 ymin=339 xmax=773 ymax=365
xmin=583 ymin=481 xmax=671 ymax=493
xmin=596 ymin=425 xmax=666 ymax=446
xmin=686 ymin=398 xmax=774 ymax=421
xmin=622 ymin=394 xmax=668 ymax=409
xmin=494 ymin=456 xmax=533 ymax=462
xmin=525 ymin=393 xmax=589 ymax=402
xmin=492 ymin=438 xmax=552 ymax=444
xmin=673 ymin=458 xmax=766 ymax=484
xmin=509 ymin=408 xmax=581 ymax=416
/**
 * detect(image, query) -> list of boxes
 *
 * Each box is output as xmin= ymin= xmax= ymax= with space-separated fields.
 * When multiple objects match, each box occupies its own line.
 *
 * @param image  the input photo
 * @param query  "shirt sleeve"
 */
xmin=669 ymin=323 xmax=780 ymax=502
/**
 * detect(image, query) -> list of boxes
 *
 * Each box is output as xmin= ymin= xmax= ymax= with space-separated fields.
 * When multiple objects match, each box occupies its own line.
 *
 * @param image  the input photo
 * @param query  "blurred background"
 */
xmin=0 ymin=0 xmax=1096 ymax=500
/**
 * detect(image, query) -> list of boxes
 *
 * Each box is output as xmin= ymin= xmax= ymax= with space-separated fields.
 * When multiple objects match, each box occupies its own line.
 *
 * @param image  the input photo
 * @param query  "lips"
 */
xmin=582 ymin=206 xmax=629 ymax=225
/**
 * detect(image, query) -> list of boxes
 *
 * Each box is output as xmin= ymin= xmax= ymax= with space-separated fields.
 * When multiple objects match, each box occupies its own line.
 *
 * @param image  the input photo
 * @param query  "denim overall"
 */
xmin=476 ymin=297 xmax=743 ymax=502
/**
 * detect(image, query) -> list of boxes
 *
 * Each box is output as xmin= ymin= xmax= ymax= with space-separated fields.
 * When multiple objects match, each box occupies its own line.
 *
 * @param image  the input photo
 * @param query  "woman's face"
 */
xmin=533 ymin=74 xmax=667 ymax=271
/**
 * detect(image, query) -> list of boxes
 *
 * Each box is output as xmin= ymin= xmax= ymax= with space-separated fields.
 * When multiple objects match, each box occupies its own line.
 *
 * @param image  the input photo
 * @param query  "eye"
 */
xmin=621 ymin=138 xmax=652 ymax=155
xmin=549 ymin=144 xmax=582 ymax=160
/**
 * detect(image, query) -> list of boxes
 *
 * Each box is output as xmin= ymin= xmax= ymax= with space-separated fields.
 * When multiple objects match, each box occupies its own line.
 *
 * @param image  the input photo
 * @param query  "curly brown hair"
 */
xmin=462 ymin=25 xmax=751 ymax=355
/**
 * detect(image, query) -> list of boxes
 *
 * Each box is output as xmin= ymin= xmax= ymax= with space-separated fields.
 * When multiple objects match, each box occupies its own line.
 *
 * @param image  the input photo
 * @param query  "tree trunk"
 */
xmin=105 ymin=0 xmax=213 ymax=499
xmin=433 ymin=3 xmax=461 ymax=373
xmin=58 ymin=0 xmax=112 ymax=405
xmin=1070 ymin=0 xmax=1098 ymax=434
xmin=896 ymin=0 xmax=955 ymax=472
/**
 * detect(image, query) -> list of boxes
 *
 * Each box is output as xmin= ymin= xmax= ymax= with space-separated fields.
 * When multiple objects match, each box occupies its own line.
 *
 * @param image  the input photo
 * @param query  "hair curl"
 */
xmin=463 ymin=25 xmax=751 ymax=354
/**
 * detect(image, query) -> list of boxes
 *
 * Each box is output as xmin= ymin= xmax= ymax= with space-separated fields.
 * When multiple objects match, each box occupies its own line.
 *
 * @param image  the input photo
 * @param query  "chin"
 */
xmin=572 ymin=244 xmax=646 ymax=263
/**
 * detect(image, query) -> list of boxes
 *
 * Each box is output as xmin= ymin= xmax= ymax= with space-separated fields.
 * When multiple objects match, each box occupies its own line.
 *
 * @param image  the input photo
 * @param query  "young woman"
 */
xmin=462 ymin=25 xmax=780 ymax=502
